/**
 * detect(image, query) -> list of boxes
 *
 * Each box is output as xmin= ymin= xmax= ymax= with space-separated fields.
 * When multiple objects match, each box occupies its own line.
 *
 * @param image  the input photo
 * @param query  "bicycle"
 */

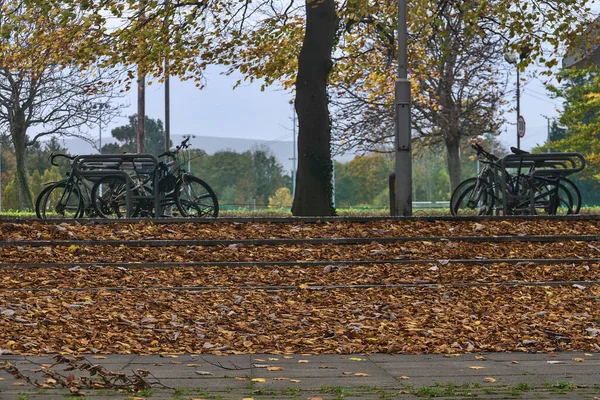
xmin=450 ymin=144 xmax=581 ymax=216
xmin=35 ymin=154 xmax=99 ymax=219
xmin=90 ymin=138 xmax=219 ymax=218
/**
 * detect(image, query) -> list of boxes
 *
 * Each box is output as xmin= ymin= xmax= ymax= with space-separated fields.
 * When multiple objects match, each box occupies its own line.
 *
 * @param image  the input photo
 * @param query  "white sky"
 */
xmin=103 ymin=65 xmax=561 ymax=154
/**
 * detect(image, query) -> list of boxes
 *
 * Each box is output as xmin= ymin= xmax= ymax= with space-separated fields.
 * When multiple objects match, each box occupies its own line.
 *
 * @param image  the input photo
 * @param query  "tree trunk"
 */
xmin=11 ymin=123 xmax=33 ymax=211
xmin=446 ymin=137 xmax=461 ymax=194
xmin=292 ymin=0 xmax=339 ymax=216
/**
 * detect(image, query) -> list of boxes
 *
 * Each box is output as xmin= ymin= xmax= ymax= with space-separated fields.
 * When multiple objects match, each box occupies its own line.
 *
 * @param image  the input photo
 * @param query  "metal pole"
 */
xmin=0 ymin=140 xmax=2 ymax=212
xmin=394 ymin=0 xmax=412 ymax=216
xmin=165 ymin=59 xmax=170 ymax=153
xmin=516 ymin=67 xmax=520 ymax=150
xmin=292 ymin=103 xmax=297 ymax=198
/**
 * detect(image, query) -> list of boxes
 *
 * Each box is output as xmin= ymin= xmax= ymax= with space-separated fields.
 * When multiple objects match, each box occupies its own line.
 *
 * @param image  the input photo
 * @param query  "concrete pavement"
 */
xmin=1 ymin=352 xmax=599 ymax=399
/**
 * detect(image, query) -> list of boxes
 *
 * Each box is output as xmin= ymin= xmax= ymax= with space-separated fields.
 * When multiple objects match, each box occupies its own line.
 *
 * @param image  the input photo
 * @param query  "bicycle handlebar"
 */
xmin=50 ymin=153 xmax=75 ymax=166
xmin=158 ymin=137 xmax=192 ymax=158
xmin=471 ymin=143 xmax=499 ymax=162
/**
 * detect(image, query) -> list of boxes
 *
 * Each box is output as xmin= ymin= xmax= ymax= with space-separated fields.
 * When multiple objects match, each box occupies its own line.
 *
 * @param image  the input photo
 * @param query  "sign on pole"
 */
xmin=517 ymin=115 xmax=526 ymax=138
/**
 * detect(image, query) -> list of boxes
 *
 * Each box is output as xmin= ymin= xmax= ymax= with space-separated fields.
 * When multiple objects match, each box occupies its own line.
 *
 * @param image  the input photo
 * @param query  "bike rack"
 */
xmin=72 ymin=154 xmax=162 ymax=218
xmin=499 ymin=152 xmax=585 ymax=215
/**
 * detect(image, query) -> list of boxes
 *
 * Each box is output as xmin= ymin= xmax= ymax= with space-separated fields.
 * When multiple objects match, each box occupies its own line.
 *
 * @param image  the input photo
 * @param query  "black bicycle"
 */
xmin=91 ymin=138 xmax=219 ymax=218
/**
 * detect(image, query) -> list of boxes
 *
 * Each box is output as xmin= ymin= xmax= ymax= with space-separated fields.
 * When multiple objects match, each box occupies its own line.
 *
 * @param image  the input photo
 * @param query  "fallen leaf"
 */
xmin=187 ymin=363 xmax=201 ymax=367
xmin=547 ymin=361 xmax=567 ymax=364
xmin=475 ymin=355 xmax=486 ymax=360
xmin=13 ymin=382 xmax=26 ymax=386
xmin=348 ymin=357 xmax=363 ymax=361
xmin=234 ymin=377 xmax=247 ymax=381
xmin=298 ymin=360 xmax=309 ymax=363
xmin=484 ymin=377 xmax=496 ymax=383
xmin=251 ymin=378 xmax=266 ymax=383
xmin=572 ymin=358 xmax=586 ymax=362
xmin=354 ymin=372 xmax=370 ymax=377
xmin=511 ymin=361 xmax=519 ymax=364
xmin=273 ymin=377 xmax=291 ymax=380
xmin=585 ymin=353 xmax=593 ymax=357
xmin=267 ymin=366 xmax=283 ymax=371
xmin=195 ymin=371 xmax=213 ymax=376
xmin=343 ymin=372 xmax=352 ymax=375
xmin=290 ymin=379 xmax=301 ymax=383
xmin=92 ymin=355 xmax=106 ymax=359
xmin=283 ymin=356 xmax=294 ymax=359
xmin=399 ymin=376 xmax=410 ymax=380
xmin=470 ymin=366 xmax=485 ymax=370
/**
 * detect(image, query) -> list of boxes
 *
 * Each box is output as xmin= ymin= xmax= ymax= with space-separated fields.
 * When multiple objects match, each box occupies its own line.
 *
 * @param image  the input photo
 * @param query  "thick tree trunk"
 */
xmin=291 ymin=0 xmax=339 ymax=216
xmin=11 ymin=124 xmax=33 ymax=211
xmin=445 ymin=137 xmax=461 ymax=194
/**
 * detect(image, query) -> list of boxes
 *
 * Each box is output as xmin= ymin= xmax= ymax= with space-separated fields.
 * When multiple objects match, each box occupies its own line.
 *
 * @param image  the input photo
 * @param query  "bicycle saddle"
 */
xmin=510 ymin=146 xmax=529 ymax=155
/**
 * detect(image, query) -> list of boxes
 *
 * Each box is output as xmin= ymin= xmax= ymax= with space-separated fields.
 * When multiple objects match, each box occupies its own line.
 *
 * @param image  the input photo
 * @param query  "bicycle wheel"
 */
xmin=526 ymin=178 xmax=574 ymax=215
xmin=91 ymin=175 xmax=135 ymax=218
xmin=40 ymin=181 xmax=82 ymax=219
xmin=450 ymin=178 xmax=492 ymax=216
xmin=559 ymin=177 xmax=582 ymax=214
xmin=35 ymin=183 xmax=62 ymax=219
xmin=175 ymin=174 xmax=219 ymax=218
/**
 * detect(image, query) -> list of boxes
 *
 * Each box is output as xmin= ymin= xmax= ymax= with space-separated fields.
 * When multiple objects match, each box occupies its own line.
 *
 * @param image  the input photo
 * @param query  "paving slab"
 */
xmin=1 ymin=352 xmax=600 ymax=399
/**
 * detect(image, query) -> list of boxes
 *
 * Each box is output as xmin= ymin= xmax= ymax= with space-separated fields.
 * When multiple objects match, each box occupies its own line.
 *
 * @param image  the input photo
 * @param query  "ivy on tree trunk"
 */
xmin=292 ymin=0 xmax=339 ymax=217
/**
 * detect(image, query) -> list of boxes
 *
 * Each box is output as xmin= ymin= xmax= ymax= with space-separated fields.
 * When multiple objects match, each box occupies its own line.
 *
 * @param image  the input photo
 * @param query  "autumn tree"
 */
xmin=102 ymin=114 xmax=172 ymax=157
xmin=0 ymin=2 xmax=121 ymax=210
xmin=6 ymin=0 xmax=599 ymax=213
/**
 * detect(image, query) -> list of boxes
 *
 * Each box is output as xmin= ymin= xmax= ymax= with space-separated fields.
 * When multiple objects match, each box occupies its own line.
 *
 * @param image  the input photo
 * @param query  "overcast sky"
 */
xmin=102 ymin=65 xmax=561 ymax=153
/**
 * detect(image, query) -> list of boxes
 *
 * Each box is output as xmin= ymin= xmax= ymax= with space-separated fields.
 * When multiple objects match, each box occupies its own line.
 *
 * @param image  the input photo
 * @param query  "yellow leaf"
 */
xmin=92 ymin=356 xmax=106 ymax=359
xmin=283 ymin=356 xmax=294 ymax=359
xmin=484 ymin=377 xmax=496 ymax=383
xmin=400 ymin=376 xmax=410 ymax=380
xmin=187 ymin=363 xmax=201 ymax=367
xmin=290 ymin=379 xmax=301 ymax=382
xmin=349 ymin=357 xmax=363 ymax=361
xmin=470 ymin=366 xmax=485 ymax=370
xmin=251 ymin=378 xmax=266 ymax=383
xmin=573 ymin=358 xmax=586 ymax=362
xmin=298 ymin=360 xmax=309 ymax=363
xmin=267 ymin=366 xmax=283 ymax=371
xmin=585 ymin=353 xmax=593 ymax=357
xmin=354 ymin=372 xmax=370 ymax=377
xmin=475 ymin=355 xmax=486 ymax=360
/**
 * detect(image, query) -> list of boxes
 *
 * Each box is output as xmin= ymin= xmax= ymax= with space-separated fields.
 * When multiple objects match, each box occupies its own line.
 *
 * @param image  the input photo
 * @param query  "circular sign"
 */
xmin=517 ymin=115 xmax=526 ymax=138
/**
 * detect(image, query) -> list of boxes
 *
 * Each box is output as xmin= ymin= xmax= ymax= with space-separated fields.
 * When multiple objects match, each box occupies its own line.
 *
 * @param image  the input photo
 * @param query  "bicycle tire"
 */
xmin=35 ymin=182 xmax=63 ymax=219
xmin=559 ymin=177 xmax=582 ymax=214
xmin=450 ymin=178 xmax=492 ymax=216
xmin=521 ymin=178 xmax=574 ymax=216
xmin=40 ymin=181 xmax=82 ymax=219
xmin=175 ymin=174 xmax=219 ymax=218
xmin=91 ymin=175 xmax=128 ymax=218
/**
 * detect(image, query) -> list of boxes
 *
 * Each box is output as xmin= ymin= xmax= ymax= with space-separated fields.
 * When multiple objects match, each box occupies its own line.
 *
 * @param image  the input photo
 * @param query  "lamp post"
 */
xmin=504 ymin=52 xmax=521 ymax=149
xmin=394 ymin=0 xmax=412 ymax=216
xmin=94 ymin=102 xmax=109 ymax=154
xmin=183 ymin=134 xmax=196 ymax=173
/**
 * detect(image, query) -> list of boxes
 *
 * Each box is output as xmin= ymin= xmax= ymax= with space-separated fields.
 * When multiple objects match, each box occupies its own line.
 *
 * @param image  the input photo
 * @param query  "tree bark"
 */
xmin=11 ymin=119 xmax=33 ymax=211
xmin=292 ymin=0 xmax=339 ymax=216
xmin=445 ymin=137 xmax=461 ymax=194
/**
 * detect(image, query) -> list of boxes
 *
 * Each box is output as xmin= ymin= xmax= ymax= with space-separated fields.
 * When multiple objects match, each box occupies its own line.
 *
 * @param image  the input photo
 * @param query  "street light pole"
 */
xmin=504 ymin=52 xmax=522 ymax=149
xmin=516 ymin=66 xmax=520 ymax=150
xmin=394 ymin=0 xmax=412 ymax=216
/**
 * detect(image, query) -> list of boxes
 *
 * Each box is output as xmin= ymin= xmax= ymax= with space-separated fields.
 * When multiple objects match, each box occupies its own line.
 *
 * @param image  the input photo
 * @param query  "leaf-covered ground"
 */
xmin=0 ymin=218 xmax=599 ymax=356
